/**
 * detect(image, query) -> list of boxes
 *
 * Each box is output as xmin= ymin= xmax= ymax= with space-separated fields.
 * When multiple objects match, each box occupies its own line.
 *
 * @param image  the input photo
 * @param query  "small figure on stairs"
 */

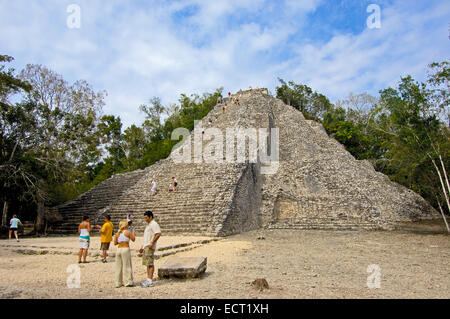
xmin=150 ymin=180 xmax=157 ymax=195
xmin=168 ymin=183 xmax=174 ymax=192
xmin=172 ymin=176 xmax=178 ymax=191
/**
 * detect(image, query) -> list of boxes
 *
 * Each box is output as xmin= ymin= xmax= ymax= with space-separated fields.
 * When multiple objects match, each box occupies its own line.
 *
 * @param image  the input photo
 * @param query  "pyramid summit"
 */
xmin=50 ymin=88 xmax=439 ymax=236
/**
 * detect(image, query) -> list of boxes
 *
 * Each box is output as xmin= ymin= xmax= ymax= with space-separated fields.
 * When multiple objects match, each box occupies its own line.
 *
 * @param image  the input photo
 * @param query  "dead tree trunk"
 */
xmin=35 ymin=198 xmax=46 ymax=235
xmin=436 ymin=199 xmax=450 ymax=234
xmin=432 ymin=159 xmax=450 ymax=234
xmin=1 ymin=202 xmax=8 ymax=227
xmin=439 ymin=155 xmax=450 ymax=197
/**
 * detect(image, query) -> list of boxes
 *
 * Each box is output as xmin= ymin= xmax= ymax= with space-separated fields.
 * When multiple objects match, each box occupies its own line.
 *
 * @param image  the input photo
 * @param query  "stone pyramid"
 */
xmin=51 ymin=88 xmax=439 ymax=236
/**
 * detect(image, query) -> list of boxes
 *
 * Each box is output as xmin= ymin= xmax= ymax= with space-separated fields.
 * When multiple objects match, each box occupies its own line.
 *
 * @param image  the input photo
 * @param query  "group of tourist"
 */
xmin=206 ymin=89 xmax=249 ymax=130
xmin=207 ymin=118 xmax=215 ymax=127
xmin=168 ymin=177 xmax=178 ymax=192
xmin=149 ymin=177 xmax=179 ymax=194
xmin=7 ymin=87 xmax=258 ymax=289
xmin=232 ymin=96 xmax=241 ymax=106
xmin=77 ymin=211 xmax=161 ymax=288
xmin=221 ymin=90 xmax=246 ymax=112
xmin=72 ymin=88 xmax=255 ymax=288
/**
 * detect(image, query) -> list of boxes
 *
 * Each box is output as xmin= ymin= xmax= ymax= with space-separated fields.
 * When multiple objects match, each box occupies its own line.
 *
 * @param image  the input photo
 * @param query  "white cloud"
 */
xmin=285 ymin=0 xmax=323 ymax=13
xmin=0 ymin=0 xmax=448 ymax=129
xmin=279 ymin=1 xmax=450 ymax=101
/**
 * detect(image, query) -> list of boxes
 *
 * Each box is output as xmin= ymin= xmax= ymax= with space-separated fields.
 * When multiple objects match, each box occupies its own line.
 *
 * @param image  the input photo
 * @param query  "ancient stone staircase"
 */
xmin=105 ymin=162 xmax=250 ymax=236
xmin=51 ymin=169 xmax=148 ymax=234
xmin=50 ymin=91 xmax=265 ymax=236
xmin=268 ymin=217 xmax=382 ymax=231
xmin=99 ymin=91 xmax=267 ymax=236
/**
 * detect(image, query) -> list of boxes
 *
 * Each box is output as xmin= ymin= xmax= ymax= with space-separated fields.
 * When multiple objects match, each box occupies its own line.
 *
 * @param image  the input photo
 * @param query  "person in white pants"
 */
xmin=114 ymin=220 xmax=136 ymax=288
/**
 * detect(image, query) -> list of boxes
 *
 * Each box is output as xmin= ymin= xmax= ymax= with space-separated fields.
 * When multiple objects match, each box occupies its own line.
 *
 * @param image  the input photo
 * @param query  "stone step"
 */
xmin=268 ymin=223 xmax=381 ymax=230
xmin=53 ymin=224 xmax=215 ymax=233
xmin=2 ymin=240 xmax=217 ymax=260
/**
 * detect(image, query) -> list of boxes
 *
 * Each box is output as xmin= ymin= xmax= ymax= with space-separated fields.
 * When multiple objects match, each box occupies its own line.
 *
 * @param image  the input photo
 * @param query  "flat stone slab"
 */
xmin=158 ymin=257 xmax=207 ymax=279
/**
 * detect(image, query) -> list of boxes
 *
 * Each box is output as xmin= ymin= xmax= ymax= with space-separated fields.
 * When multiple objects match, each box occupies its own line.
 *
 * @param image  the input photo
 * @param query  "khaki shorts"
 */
xmin=142 ymin=247 xmax=155 ymax=266
xmin=100 ymin=242 xmax=110 ymax=250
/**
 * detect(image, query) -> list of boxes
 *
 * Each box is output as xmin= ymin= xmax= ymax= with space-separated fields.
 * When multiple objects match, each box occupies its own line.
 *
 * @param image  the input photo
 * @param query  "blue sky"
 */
xmin=1 ymin=0 xmax=449 ymax=128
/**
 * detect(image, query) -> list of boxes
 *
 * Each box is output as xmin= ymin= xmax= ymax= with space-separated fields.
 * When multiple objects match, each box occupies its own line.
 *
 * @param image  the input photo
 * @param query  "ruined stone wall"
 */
xmin=254 ymin=93 xmax=439 ymax=230
xmin=220 ymin=162 xmax=262 ymax=236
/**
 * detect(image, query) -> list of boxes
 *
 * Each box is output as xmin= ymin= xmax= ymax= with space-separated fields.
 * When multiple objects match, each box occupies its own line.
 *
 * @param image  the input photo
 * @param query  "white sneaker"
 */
xmin=140 ymin=279 xmax=154 ymax=288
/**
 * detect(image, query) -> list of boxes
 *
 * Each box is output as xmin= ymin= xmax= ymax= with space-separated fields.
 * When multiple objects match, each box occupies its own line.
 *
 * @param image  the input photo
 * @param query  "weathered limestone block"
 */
xmin=274 ymin=198 xmax=299 ymax=219
xmin=158 ymin=257 xmax=207 ymax=279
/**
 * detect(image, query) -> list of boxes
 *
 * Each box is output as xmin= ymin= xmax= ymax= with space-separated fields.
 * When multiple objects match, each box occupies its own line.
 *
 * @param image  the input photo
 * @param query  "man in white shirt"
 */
xmin=139 ymin=211 xmax=161 ymax=287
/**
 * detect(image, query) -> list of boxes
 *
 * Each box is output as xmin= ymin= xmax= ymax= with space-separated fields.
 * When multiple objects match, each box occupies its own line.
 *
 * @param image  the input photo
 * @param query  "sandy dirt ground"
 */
xmin=0 ymin=223 xmax=449 ymax=299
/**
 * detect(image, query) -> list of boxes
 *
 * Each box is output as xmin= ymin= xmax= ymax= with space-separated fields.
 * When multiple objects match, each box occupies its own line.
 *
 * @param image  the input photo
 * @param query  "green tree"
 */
xmin=122 ymin=124 xmax=146 ymax=170
xmin=98 ymin=115 xmax=125 ymax=172
xmin=140 ymin=97 xmax=167 ymax=142
xmin=323 ymin=93 xmax=386 ymax=161
xmin=373 ymin=63 xmax=449 ymax=231
xmin=276 ymin=78 xmax=332 ymax=120
xmin=0 ymin=63 xmax=107 ymax=232
xmin=0 ymin=55 xmax=33 ymax=227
